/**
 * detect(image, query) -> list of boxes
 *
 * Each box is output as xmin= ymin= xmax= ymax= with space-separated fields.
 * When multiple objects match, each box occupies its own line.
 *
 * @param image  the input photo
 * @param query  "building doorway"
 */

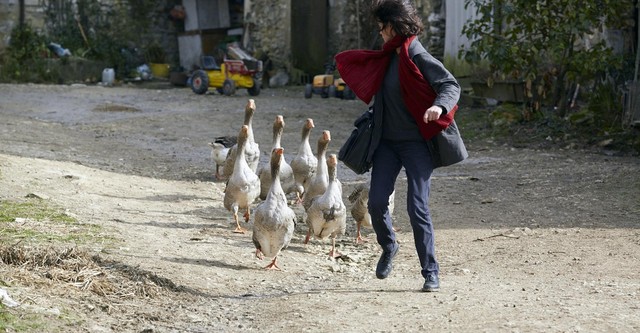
xmin=291 ymin=0 xmax=329 ymax=80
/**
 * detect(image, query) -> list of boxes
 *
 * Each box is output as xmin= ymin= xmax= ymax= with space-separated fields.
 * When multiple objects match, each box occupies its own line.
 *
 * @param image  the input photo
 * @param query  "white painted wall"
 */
xmin=444 ymin=1 xmax=478 ymax=59
xmin=178 ymin=34 xmax=202 ymax=70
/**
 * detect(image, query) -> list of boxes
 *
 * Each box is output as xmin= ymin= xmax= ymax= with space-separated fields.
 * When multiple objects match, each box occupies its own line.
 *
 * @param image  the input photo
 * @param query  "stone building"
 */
xmin=0 ymin=0 xmax=46 ymax=47
xmin=0 ymin=0 xmax=447 ymax=85
xmin=243 ymin=0 xmax=446 ymax=84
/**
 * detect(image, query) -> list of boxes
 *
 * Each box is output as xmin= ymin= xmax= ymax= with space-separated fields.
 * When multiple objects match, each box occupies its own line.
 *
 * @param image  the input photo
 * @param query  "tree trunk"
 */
xmin=553 ymin=34 xmax=576 ymax=117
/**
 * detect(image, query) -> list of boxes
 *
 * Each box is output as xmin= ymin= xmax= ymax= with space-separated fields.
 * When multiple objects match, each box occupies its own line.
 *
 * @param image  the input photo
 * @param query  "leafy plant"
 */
xmin=43 ymin=0 xmax=157 ymax=76
xmin=460 ymin=0 xmax=634 ymax=116
xmin=0 ymin=24 xmax=58 ymax=82
xmin=144 ymin=42 xmax=167 ymax=63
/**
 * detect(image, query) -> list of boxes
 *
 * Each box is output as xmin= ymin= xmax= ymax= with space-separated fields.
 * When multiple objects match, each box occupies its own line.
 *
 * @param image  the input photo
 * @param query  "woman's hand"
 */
xmin=423 ymin=105 xmax=443 ymax=124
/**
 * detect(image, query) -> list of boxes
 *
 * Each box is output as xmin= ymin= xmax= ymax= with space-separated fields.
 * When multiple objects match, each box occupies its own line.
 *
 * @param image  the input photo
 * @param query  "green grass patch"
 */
xmin=457 ymin=103 xmax=640 ymax=154
xmin=0 ymin=304 xmax=47 ymax=332
xmin=443 ymin=55 xmax=490 ymax=78
xmin=0 ymin=200 xmax=76 ymax=223
xmin=0 ymin=199 xmax=106 ymax=245
xmin=456 ymin=106 xmax=510 ymax=142
xmin=0 ymin=226 xmax=96 ymax=244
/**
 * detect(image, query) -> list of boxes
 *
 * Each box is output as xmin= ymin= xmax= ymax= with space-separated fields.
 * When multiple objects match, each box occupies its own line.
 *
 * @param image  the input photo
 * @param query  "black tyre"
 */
xmin=320 ymin=87 xmax=329 ymax=98
xmin=328 ymin=85 xmax=337 ymax=98
xmin=190 ymin=70 xmax=209 ymax=95
xmin=222 ymin=79 xmax=236 ymax=96
xmin=304 ymin=83 xmax=313 ymax=98
xmin=343 ymin=85 xmax=355 ymax=100
xmin=248 ymin=78 xmax=261 ymax=96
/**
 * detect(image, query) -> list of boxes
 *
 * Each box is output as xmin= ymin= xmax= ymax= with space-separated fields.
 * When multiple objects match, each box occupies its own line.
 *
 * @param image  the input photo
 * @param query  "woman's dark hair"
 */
xmin=370 ymin=0 xmax=424 ymax=37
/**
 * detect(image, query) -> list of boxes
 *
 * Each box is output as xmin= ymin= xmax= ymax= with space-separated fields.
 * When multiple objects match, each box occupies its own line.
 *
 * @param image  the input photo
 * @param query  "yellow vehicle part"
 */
xmin=334 ymin=78 xmax=347 ymax=91
xmin=312 ymin=74 xmax=334 ymax=88
xmin=206 ymin=63 xmax=255 ymax=89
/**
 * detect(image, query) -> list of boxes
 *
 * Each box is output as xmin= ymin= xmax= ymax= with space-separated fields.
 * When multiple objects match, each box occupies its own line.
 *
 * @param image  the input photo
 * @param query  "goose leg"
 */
xmin=355 ymin=221 xmax=368 ymax=244
xmin=264 ymin=257 xmax=281 ymax=270
xmin=243 ymin=207 xmax=251 ymax=223
xmin=303 ymin=229 xmax=311 ymax=244
xmin=328 ymin=235 xmax=341 ymax=258
xmin=233 ymin=207 xmax=246 ymax=233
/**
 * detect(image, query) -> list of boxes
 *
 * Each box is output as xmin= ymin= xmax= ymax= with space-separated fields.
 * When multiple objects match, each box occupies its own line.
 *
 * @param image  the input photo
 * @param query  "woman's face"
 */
xmin=378 ymin=22 xmax=395 ymax=43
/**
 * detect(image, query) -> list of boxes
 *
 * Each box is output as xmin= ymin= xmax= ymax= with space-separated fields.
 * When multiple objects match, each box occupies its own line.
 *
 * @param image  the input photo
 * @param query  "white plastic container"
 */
xmin=102 ymin=68 xmax=115 ymax=86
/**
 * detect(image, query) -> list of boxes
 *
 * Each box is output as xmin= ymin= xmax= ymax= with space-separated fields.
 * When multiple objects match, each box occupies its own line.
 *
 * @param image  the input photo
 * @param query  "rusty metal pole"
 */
xmin=635 ymin=0 xmax=639 ymax=82
xmin=19 ymin=0 xmax=25 ymax=27
xmin=356 ymin=0 xmax=361 ymax=49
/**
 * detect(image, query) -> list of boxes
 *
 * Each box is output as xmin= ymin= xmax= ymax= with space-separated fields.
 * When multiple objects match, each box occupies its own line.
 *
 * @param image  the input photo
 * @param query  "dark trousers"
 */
xmin=368 ymin=139 xmax=439 ymax=278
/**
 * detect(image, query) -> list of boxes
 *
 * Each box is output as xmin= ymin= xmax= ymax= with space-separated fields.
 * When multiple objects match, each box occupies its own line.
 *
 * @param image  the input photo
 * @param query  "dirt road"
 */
xmin=0 ymin=83 xmax=639 ymax=332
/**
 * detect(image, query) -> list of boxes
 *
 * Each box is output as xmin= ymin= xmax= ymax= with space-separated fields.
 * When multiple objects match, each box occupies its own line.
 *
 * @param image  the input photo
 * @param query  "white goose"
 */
xmin=290 ymin=118 xmax=317 ymax=203
xmin=302 ymin=130 xmax=331 ymax=211
xmin=305 ymin=154 xmax=347 ymax=258
xmin=223 ymin=125 xmax=260 ymax=233
xmin=258 ymin=115 xmax=296 ymax=200
xmin=222 ymin=99 xmax=260 ymax=179
xmin=252 ymin=147 xmax=296 ymax=270
xmin=302 ymin=130 xmax=331 ymax=244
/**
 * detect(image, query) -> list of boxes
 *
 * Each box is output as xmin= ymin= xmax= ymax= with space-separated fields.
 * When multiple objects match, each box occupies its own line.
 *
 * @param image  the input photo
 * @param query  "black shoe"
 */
xmin=422 ymin=273 xmax=440 ymax=292
xmin=375 ymin=242 xmax=399 ymax=279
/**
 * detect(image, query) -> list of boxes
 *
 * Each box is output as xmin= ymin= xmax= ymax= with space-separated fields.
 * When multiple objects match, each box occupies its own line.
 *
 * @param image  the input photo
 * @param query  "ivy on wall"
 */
xmin=0 ymin=0 xmax=166 ymax=81
xmin=0 ymin=24 xmax=55 ymax=82
xmin=43 ymin=0 xmax=158 ymax=76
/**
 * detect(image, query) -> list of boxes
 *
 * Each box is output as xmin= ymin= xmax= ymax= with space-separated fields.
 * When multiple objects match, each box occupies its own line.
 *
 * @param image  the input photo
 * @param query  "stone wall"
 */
xmin=326 ymin=0 xmax=444 ymax=60
xmin=147 ymin=2 xmax=181 ymax=67
xmin=243 ymin=0 xmax=291 ymax=70
xmin=423 ymin=0 xmax=445 ymax=60
xmin=327 ymin=0 xmax=445 ymax=57
xmin=327 ymin=0 xmax=373 ymax=55
xmin=0 ymin=0 xmax=46 ymax=52
xmin=245 ymin=0 xmax=444 ymax=78
xmin=0 ymin=1 xmax=180 ymax=64
xmin=1 ymin=0 xmax=445 ymax=81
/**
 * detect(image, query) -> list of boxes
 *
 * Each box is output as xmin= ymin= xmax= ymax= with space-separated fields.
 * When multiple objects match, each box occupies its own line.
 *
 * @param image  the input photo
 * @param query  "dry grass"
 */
xmin=0 ymin=244 xmax=178 ymax=301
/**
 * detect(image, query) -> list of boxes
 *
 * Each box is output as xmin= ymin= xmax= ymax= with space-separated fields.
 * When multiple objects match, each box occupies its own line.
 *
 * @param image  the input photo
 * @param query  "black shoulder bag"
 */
xmin=338 ymin=107 xmax=374 ymax=174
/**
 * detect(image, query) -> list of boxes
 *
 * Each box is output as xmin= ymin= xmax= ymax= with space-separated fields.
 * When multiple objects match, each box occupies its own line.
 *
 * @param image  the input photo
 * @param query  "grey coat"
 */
xmin=369 ymin=38 xmax=467 ymax=168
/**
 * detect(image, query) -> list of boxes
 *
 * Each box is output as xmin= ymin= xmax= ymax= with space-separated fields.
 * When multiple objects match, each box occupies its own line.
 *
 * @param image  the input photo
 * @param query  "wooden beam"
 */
xmin=635 ymin=0 xmax=639 ymax=82
xmin=19 ymin=0 xmax=25 ymax=27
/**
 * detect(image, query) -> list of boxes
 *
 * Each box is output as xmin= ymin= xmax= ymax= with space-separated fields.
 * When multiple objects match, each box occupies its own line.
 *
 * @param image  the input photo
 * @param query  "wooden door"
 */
xmin=291 ymin=0 xmax=328 ymax=78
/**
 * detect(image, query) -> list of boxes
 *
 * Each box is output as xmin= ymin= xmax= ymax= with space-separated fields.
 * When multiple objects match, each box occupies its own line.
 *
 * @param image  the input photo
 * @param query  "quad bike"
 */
xmin=304 ymin=64 xmax=355 ymax=100
xmin=189 ymin=47 xmax=263 ymax=96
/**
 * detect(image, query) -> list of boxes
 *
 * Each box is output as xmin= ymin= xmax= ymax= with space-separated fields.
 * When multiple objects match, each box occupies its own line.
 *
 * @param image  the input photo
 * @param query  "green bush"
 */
xmin=0 ymin=0 xmax=158 ymax=83
xmin=0 ymin=24 xmax=59 ymax=83
xmin=460 ymin=0 xmax=634 ymax=117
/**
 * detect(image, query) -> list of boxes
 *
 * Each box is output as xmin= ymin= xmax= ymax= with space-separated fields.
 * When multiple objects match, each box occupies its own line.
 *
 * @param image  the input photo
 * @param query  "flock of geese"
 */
xmin=209 ymin=99 xmax=379 ymax=270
